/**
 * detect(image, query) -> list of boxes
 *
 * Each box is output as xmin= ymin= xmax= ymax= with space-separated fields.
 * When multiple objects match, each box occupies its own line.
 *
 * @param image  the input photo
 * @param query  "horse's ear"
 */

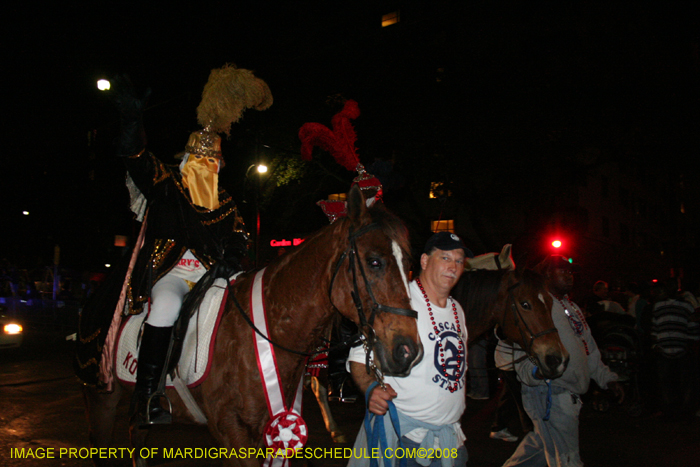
xmin=346 ymin=184 xmax=369 ymax=224
xmin=524 ymin=268 xmax=546 ymax=289
xmin=500 ymin=244 xmax=515 ymax=270
xmin=532 ymin=258 xmax=548 ymax=276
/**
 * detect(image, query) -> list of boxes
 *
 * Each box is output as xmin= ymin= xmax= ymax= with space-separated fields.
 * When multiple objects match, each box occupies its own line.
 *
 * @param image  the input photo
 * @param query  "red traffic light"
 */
xmin=551 ymin=240 xmax=562 ymax=248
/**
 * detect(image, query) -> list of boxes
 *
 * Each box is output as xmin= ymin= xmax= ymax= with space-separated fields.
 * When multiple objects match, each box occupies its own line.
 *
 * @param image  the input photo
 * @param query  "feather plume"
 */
xmin=298 ymin=100 xmax=360 ymax=172
xmin=196 ymin=63 xmax=273 ymax=135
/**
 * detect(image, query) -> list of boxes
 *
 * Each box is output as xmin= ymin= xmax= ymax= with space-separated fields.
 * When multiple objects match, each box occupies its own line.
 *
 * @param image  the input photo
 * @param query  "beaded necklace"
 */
xmin=556 ymin=294 xmax=590 ymax=356
xmin=416 ymin=278 xmax=464 ymax=393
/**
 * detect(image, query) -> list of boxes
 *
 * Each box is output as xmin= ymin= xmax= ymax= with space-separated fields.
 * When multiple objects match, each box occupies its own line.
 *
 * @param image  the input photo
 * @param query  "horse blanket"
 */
xmin=115 ymin=277 xmax=230 ymax=387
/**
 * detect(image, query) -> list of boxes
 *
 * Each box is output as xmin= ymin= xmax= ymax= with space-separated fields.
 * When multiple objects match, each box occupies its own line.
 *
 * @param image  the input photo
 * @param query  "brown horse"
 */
xmin=308 ymin=251 xmax=568 ymax=445
xmin=452 ymin=267 xmax=569 ymax=379
xmin=82 ymin=185 xmax=423 ymax=466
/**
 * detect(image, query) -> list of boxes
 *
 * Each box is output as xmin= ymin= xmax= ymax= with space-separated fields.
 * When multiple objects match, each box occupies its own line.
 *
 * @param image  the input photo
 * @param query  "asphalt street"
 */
xmin=1 ymin=327 xmax=698 ymax=467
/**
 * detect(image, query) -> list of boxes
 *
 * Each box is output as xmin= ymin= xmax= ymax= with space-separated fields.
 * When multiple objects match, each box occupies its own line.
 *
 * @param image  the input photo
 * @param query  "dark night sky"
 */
xmin=3 ymin=1 xmax=699 ymax=271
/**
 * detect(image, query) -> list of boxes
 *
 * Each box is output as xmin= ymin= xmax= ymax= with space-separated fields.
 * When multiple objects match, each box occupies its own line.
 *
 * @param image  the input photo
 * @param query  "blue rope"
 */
xmin=544 ymin=380 xmax=552 ymax=421
xmin=364 ymin=381 xmax=406 ymax=467
xmin=532 ymin=367 xmax=552 ymax=421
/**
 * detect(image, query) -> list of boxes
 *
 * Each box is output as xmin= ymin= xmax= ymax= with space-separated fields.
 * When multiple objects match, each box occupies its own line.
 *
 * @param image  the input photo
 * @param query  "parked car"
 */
xmin=1 ymin=313 xmax=23 ymax=349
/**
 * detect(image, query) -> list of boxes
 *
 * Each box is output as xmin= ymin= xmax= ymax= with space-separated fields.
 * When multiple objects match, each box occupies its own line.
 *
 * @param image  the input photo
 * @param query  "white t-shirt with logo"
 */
xmin=348 ymin=279 xmax=467 ymax=443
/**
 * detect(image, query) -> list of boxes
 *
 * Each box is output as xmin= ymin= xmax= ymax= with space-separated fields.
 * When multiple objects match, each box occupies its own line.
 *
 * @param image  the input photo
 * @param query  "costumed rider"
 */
xmin=110 ymin=65 xmax=272 ymax=427
xmin=347 ymin=232 xmax=472 ymax=467
xmin=497 ymin=255 xmax=624 ymax=467
xmin=299 ymin=99 xmax=383 ymax=404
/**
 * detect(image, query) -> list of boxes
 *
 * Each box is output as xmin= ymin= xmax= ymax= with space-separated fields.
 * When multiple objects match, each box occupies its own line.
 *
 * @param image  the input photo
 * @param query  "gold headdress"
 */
xmin=179 ymin=63 xmax=273 ymax=161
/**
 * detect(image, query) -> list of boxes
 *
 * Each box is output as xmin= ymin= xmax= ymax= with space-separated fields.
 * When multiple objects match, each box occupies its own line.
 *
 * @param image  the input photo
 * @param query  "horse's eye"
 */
xmin=367 ymin=258 xmax=384 ymax=270
xmin=520 ymin=301 xmax=531 ymax=310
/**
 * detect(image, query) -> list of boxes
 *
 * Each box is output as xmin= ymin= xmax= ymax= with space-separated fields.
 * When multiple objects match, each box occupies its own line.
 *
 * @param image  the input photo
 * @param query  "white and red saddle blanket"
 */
xmin=115 ymin=277 xmax=231 ymax=388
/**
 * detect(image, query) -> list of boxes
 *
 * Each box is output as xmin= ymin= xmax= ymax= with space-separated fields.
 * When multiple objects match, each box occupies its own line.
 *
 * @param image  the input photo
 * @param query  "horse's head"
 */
xmin=498 ymin=269 xmax=569 ymax=379
xmin=330 ymin=186 xmax=423 ymax=377
xmin=467 ymin=244 xmax=515 ymax=271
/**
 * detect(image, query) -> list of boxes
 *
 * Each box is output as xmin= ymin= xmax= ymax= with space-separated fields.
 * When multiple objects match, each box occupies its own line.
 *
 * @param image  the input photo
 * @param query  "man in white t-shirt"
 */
xmin=347 ymin=232 xmax=471 ymax=467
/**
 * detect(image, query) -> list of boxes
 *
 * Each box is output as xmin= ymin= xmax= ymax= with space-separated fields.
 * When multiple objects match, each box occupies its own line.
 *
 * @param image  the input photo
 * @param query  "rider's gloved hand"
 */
xmin=108 ymin=74 xmax=151 ymax=157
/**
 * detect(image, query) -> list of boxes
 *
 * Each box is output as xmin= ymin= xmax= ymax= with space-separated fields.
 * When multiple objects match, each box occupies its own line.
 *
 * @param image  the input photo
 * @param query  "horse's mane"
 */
xmin=452 ymin=269 xmax=510 ymax=320
xmin=367 ymin=203 xmax=411 ymax=259
xmin=452 ymin=268 xmax=546 ymax=321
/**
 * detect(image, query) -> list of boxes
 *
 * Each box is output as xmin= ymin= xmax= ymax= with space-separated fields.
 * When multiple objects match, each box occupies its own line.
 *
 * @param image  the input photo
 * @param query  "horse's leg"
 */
xmin=128 ymin=423 xmax=150 ymax=467
xmin=82 ymin=384 xmax=122 ymax=466
xmin=310 ymin=376 xmax=347 ymax=443
xmin=212 ymin=421 xmax=261 ymax=467
xmin=223 ymin=455 xmax=259 ymax=467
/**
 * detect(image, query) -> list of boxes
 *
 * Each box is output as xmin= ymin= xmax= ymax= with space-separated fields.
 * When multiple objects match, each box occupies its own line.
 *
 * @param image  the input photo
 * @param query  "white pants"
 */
xmin=502 ymin=386 xmax=583 ymax=467
xmin=146 ymin=251 xmax=206 ymax=327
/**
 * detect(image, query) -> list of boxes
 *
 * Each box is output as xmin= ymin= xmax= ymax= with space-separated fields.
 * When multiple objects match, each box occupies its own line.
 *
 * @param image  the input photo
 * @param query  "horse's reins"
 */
xmin=231 ymin=222 xmax=417 ymax=365
xmin=328 ymin=223 xmax=417 ymax=386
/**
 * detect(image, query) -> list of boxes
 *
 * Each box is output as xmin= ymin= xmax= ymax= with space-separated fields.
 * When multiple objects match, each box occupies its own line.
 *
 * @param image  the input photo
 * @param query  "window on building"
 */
xmin=327 ymin=193 xmax=347 ymax=201
xmin=429 ymin=182 xmax=452 ymax=199
xmin=602 ymin=216 xmax=610 ymax=237
xmin=382 ymin=10 xmax=400 ymax=27
xmin=114 ymin=235 xmax=128 ymax=247
xmin=431 ymin=220 xmax=454 ymax=233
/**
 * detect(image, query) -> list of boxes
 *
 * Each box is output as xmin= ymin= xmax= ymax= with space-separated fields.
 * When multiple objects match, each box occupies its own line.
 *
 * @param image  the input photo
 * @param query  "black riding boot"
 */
xmin=327 ymin=318 xmax=359 ymax=403
xmin=131 ymin=324 xmax=173 ymax=426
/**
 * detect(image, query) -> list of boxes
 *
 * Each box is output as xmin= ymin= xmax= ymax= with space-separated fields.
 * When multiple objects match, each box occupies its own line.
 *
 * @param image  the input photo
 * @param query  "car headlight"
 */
xmin=4 ymin=323 xmax=22 ymax=335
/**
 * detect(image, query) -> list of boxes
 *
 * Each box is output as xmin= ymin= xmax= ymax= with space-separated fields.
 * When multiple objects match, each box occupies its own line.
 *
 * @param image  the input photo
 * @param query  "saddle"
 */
xmin=115 ymin=276 xmax=231 ymax=388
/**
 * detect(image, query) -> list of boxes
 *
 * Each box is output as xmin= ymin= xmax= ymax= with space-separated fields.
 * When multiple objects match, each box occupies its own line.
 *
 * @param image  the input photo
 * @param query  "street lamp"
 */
xmin=246 ymin=163 xmax=268 ymax=268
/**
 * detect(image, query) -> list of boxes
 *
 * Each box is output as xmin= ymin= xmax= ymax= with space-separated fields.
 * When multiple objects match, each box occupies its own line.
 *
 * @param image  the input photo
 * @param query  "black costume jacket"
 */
xmin=75 ymin=151 xmax=247 ymax=387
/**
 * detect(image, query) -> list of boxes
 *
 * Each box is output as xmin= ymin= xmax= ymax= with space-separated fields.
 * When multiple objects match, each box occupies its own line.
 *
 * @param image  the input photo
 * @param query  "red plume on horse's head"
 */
xmin=298 ymin=99 xmax=361 ymax=171
xmin=299 ymin=100 xmax=383 ymax=223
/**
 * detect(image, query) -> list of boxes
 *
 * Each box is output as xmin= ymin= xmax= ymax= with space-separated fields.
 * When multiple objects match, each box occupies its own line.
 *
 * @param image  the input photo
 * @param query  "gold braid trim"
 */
xmin=75 ymin=355 xmax=101 ymax=370
xmin=79 ymin=327 xmax=102 ymax=344
xmin=201 ymin=206 xmax=236 ymax=225
xmin=153 ymin=161 xmax=171 ymax=185
xmin=151 ymin=239 xmax=177 ymax=271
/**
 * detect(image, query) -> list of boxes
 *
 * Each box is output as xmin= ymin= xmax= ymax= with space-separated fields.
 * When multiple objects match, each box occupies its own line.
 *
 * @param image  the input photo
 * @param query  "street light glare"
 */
xmin=97 ymin=79 xmax=111 ymax=91
xmin=257 ymin=164 xmax=268 ymax=174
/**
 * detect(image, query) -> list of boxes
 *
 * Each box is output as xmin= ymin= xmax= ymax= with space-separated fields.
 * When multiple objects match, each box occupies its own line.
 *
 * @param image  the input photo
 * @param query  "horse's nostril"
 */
xmin=393 ymin=339 xmax=416 ymax=367
xmin=545 ymin=354 xmax=562 ymax=370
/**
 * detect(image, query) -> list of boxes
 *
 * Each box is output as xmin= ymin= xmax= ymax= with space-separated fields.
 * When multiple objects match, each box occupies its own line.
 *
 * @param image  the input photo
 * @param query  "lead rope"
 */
xmin=530 ymin=366 xmax=553 ymax=421
xmin=499 ymin=335 xmax=552 ymax=422
xmin=364 ymin=381 xmax=405 ymax=467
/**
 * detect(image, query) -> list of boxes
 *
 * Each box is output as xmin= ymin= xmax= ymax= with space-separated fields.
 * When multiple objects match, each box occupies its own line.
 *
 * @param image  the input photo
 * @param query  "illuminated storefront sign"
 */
xmin=270 ymin=238 xmax=305 ymax=247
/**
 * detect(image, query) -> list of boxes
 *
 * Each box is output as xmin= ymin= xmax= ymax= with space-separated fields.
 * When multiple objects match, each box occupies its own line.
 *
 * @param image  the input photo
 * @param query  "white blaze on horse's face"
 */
xmin=538 ymin=293 xmax=546 ymax=305
xmin=392 ymin=240 xmax=411 ymax=299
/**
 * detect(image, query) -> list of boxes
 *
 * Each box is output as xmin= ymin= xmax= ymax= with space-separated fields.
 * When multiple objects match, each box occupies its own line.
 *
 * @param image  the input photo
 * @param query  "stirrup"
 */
xmin=328 ymin=378 xmax=358 ymax=404
xmin=142 ymin=392 xmax=173 ymax=426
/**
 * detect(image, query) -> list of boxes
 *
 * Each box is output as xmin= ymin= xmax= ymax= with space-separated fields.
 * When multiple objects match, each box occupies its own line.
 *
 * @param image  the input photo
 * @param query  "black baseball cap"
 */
xmin=424 ymin=232 xmax=474 ymax=258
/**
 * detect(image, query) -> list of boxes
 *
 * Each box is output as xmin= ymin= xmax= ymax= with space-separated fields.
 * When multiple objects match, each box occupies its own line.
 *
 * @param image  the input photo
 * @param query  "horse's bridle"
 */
xmin=231 ymin=222 xmax=417 ymax=364
xmin=502 ymin=281 xmax=558 ymax=359
xmin=328 ymin=223 xmax=418 ymax=382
